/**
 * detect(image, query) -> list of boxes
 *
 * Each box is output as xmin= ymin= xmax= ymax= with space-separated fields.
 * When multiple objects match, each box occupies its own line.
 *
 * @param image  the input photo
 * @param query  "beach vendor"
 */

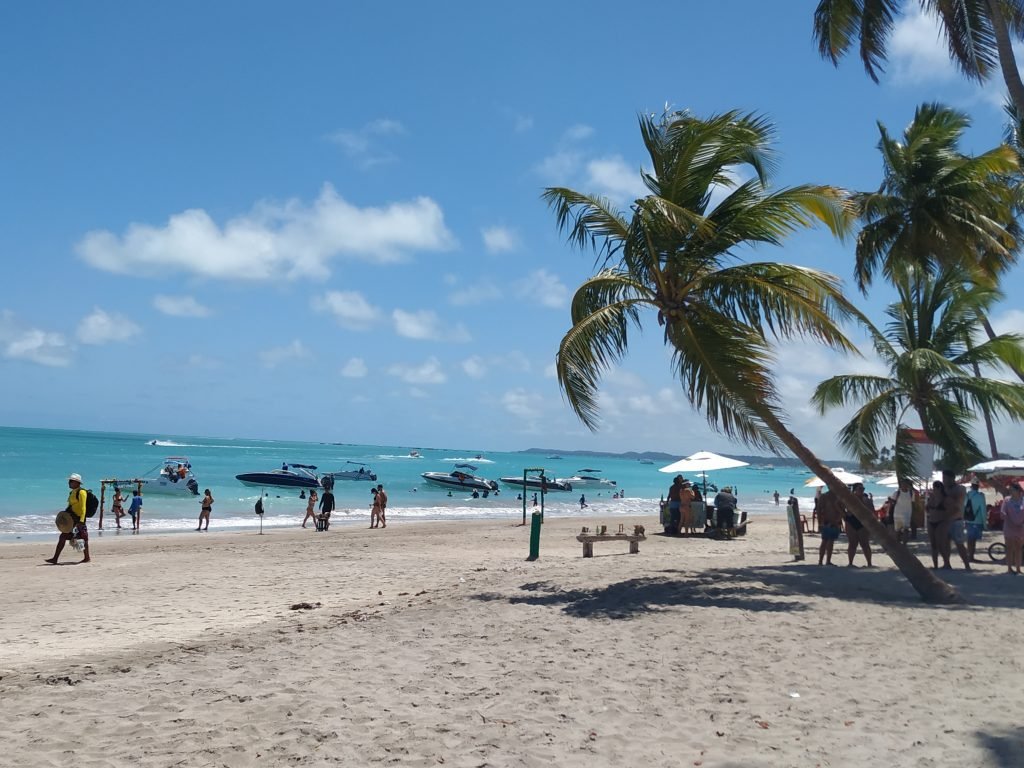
xmin=46 ymin=473 xmax=91 ymax=565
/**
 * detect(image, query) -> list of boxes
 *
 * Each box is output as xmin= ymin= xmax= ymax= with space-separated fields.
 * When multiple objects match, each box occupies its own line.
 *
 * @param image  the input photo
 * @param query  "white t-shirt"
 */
xmin=889 ymin=489 xmax=913 ymax=525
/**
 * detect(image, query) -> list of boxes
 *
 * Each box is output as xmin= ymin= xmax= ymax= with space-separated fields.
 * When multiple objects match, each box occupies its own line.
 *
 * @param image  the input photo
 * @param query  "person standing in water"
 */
xmin=197 ymin=488 xmax=213 ymax=531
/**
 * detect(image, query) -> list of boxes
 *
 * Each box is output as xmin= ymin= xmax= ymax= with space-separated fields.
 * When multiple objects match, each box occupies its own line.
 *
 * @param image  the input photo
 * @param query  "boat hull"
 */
xmin=421 ymin=472 xmax=498 ymax=492
xmin=236 ymin=473 xmax=320 ymax=490
xmin=499 ymin=476 xmax=573 ymax=492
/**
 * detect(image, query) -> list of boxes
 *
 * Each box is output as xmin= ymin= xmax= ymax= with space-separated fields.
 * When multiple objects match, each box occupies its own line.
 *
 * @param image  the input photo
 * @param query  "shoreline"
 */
xmin=3 ymin=512 xmax=1021 ymax=766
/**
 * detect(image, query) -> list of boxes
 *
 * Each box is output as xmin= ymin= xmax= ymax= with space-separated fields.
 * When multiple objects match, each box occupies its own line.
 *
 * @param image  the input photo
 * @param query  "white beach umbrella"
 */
xmin=804 ymin=468 xmax=863 ymax=488
xmin=658 ymin=451 xmax=749 ymax=496
xmin=967 ymin=459 xmax=1024 ymax=478
xmin=876 ymin=470 xmax=943 ymax=488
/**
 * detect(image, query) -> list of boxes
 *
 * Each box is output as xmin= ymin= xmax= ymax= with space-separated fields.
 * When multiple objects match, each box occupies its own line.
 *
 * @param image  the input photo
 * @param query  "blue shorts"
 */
xmin=966 ymin=523 xmax=984 ymax=542
xmin=821 ymin=524 xmax=840 ymax=541
xmin=949 ymin=520 xmax=966 ymax=544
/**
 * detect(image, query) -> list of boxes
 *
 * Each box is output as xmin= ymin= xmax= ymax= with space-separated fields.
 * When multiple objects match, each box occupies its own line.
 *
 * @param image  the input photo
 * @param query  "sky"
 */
xmin=1 ymin=1 xmax=1022 ymax=459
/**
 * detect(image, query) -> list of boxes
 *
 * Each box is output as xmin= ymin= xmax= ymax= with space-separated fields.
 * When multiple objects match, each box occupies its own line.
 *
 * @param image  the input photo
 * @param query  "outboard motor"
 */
xmin=186 ymin=478 xmax=199 ymax=495
xmin=320 ymin=474 xmax=335 ymax=491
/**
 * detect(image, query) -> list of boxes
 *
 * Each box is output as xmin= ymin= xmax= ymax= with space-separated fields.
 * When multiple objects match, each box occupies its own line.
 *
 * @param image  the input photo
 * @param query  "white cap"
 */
xmin=68 ymin=473 xmax=82 ymax=483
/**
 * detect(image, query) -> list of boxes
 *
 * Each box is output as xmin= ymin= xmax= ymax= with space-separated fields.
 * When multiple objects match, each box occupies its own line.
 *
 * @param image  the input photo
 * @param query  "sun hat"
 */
xmin=55 ymin=510 xmax=74 ymax=533
xmin=68 ymin=473 xmax=82 ymax=483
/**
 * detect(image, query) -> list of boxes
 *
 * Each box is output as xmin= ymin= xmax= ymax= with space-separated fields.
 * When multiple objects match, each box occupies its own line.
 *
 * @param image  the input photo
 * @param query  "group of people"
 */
xmin=301 ymin=483 xmax=388 ymax=531
xmin=110 ymin=485 xmax=144 ymax=530
xmin=665 ymin=475 xmax=739 ymax=536
xmin=814 ymin=471 xmax=1024 ymax=574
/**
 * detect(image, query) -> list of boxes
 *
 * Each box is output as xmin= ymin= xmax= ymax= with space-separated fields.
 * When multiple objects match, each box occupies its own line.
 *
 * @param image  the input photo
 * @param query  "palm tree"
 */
xmin=812 ymin=264 xmax=1024 ymax=478
xmin=813 ymin=1 xmax=1024 ymax=115
xmin=544 ymin=109 xmax=960 ymax=603
xmin=855 ymin=102 xmax=1024 ymax=436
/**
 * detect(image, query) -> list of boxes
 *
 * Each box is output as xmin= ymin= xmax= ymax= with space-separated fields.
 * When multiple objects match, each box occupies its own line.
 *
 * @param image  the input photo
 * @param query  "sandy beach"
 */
xmin=1 ymin=513 xmax=1022 ymax=767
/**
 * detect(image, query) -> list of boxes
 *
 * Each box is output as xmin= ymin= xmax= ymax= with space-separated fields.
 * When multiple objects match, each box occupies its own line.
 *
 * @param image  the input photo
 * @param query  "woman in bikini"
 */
xmin=925 ymin=480 xmax=948 ymax=568
xmin=112 ymin=486 xmax=126 ymax=529
xmin=197 ymin=489 xmax=213 ymax=531
xmin=302 ymin=489 xmax=318 ymax=528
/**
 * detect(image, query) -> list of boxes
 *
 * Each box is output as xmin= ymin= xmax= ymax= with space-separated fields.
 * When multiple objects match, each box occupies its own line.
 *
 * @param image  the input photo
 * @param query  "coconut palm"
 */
xmin=812 ymin=264 xmax=1024 ymax=478
xmin=854 ymin=103 xmax=1020 ymax=292
xmin=544 ymin=109 xmax=960 ymax=603
xmin=813 ymin=1 xmax=1024 ymax=115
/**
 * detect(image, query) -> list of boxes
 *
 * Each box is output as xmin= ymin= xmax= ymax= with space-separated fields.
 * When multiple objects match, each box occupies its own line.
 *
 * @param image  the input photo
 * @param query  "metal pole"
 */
xmin=527 ymin=511 xmax=542 ymax=560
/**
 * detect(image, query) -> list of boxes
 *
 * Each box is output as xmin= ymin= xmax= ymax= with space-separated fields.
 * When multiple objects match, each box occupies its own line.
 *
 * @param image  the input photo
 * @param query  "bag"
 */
xmin=84 ymin=489 xmax=99 ymax=518
xmin=964 ymin=501 xmax=976 ymax=522
xmin=254 ymin=497 xmax=264 ymax=515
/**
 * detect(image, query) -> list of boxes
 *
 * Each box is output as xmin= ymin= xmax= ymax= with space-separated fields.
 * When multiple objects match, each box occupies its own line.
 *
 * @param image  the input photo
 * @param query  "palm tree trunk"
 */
xmin=755 ymin=407 xmax=961 ymax=604
xmin=987 ymin=0 xmax=1024 ymax=116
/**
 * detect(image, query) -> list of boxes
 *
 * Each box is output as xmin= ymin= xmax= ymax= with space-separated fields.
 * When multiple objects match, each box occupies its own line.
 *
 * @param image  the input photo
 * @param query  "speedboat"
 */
xmin=499 ymin=475 xmax=573 ymax=492
xmin=564 ymin=469 xmax=617 ymax=489
xmin=409 ymin=450 xmax=422 ymax=458
xmin=236 ymin=463 xmax=322 ymax=490
xmin=325 ymin=462 xmax=377 ymax=482
xmin=142 ymin=456 xmax=200 ymax=496
xmin=422 ymin=464 xmax=499 ymax=493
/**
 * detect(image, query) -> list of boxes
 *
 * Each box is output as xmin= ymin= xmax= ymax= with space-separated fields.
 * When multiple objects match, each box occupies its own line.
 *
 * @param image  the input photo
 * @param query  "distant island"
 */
xmin=520 ymin=448 xmax=848 ymax=467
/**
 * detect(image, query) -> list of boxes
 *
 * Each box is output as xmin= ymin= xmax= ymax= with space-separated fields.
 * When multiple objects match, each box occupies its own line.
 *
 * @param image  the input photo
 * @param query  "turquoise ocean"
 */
xmin=0 ymin=426 xmax=884 ymax=541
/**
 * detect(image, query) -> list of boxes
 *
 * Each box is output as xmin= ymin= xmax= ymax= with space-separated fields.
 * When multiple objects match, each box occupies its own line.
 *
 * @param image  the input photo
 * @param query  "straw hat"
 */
xmin=55 ymin=510 xmax=74 ymax=534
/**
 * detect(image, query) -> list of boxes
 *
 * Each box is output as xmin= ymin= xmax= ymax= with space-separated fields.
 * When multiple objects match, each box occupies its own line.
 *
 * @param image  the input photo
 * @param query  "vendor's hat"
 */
xmin=68 ymin=473 xmax=82 ymax=483
xmin=55 ymin=510 xmax=74 ymax=534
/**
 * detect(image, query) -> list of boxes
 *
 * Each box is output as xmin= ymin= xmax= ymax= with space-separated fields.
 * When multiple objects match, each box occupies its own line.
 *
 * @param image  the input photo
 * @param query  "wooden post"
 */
xmin=98 ymin=481 xmax=106 ymax=530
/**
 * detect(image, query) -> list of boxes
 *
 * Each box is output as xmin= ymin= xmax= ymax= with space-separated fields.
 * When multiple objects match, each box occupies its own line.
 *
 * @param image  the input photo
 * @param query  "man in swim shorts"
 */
xmin=817 ymin=489 xmax=842 ymax=566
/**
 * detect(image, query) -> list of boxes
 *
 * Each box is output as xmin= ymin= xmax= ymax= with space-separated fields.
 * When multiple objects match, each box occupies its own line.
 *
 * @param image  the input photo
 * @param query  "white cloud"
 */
xmin=311 ymin=291 xmax=382 ymax=330
xmin=393 ymin=309 xmax=471 ymax=342
xmin=514 ymin=268 xmax=568 ymax=309
xmin=341 ymin=357 xmax=368 ymax=378
xmin=77 ymin=184 xmax=455 ymax=281
xmin=889 ymin=7 xmax=957 ymax=84
xmin=153 ymin=295 xmax=211 ymax=318
xmin=388 ymin=356 xmax=446 ymax=384
xmin=482 ymin=226 xmax=517 ymax=253
xmin=76 ymin=308 xmax=141 ymax=345
xmin=585 ymin=155 xmax=647 ymax=201
xmin=260 ymin=339 xmax=310 ymax=368
xmin=327 ymin=118 xmax=406 ymax=167
xmin=0 ymin=311 xmax=71 ymax=367
xmin=501 ymin=388 xmax=546 ymax=419
xmin=535 ymin=150 xmax=583 ymax=182
xmin=446 ymin=276 xmax=502 ymax=306
xmin=462 ymin=355 xmax=487 ymax=379
xmin=564 ymin=124 xmax=594 ymax=142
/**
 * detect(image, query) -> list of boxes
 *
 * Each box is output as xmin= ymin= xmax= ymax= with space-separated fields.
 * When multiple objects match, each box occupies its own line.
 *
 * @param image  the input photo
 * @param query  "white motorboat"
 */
xmin=499 ymin=475 xmax=573 ymax=492
xmin=143 ymin=456 xmax=200 ymax=496
xmin=422 ymin=464 xmax=499 ymax=493
xmin=563 ymin=468 xmax=617 ymax=489
xmin=325 ymin=462 xmax=378 ymax=482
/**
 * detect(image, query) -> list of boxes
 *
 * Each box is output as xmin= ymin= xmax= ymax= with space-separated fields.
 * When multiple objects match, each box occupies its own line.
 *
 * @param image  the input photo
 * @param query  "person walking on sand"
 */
xmin=370 ymin=487 xmax=382 ymax=528
xmin=925 ymin=480 xmax=948 ymax=569
xmin=196 ymin=488 xmax=213 ymax=531
xmin=302 ymin=489 xmax=318 ymax=528
xmin=964 ymin=481 xmax=987 ymax=562
xmin=46 ymin=473 xmax=91 ymax=564
xmin=1000 ymin=484 xmax=1024 ymax=575
xmin=318 ymin=486 xmax=335 ymax=531
xmin=844 ymin=483 xmax=873 ymax=567
xmin=376 ymin=483 xmax=388 ymax=527
xmin=817 ymin=490 xmax=842 ymax=566
xmin=942 ymin=469 xmax=972 ymax=571
xmin=128 ymin=488 xmax=143 ymax=531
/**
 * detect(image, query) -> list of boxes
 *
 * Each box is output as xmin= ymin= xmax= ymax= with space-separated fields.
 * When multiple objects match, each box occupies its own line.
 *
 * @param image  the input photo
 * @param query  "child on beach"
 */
xmin=128 ymin=489 xmax=143 ymax=531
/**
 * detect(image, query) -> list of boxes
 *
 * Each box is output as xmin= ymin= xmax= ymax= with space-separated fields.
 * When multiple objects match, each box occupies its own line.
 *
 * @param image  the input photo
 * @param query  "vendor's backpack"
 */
xmin=84 ymin=489 xmax=100 ymax=518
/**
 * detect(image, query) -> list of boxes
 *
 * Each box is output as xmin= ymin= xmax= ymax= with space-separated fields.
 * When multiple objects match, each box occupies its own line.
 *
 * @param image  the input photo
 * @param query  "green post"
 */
xmin=527 ymin=511 xmax=542 ymax=561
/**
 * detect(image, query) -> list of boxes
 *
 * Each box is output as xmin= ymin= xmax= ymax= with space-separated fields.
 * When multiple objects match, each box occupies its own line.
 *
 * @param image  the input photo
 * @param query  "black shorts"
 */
xmin=844 ymin=514 xmax=864 ymax=531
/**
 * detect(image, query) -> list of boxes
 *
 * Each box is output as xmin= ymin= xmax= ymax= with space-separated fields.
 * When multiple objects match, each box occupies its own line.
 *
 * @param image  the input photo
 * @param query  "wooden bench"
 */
xmin=576 ymin=533 xmax=645 ymax=557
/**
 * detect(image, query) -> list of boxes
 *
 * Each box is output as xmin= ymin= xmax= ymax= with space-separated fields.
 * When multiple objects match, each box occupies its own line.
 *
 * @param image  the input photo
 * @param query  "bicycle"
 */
xmin=988 ymin=540 xmax=1024 ymax=564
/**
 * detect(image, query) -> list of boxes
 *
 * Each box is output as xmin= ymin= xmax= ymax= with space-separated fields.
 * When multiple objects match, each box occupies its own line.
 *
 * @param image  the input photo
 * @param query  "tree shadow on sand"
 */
xmin=472 ymin=561 xmax=1023 ymax=619
xmin=473 ymin=573 xmax=810 ymax=619
xmin=975 ymin=727 xmax=1024 ymax=768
